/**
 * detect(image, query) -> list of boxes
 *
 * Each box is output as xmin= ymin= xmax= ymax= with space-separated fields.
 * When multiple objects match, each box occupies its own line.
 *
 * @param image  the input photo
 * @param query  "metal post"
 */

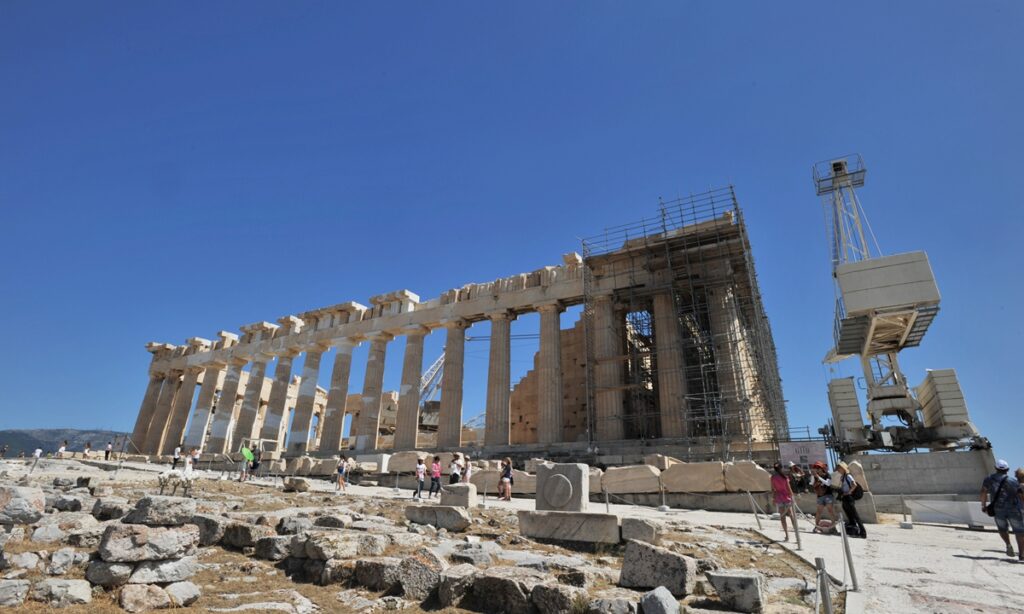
xmin=482 ymin=481 xmax=488 ymax=509
xmin=789 ymin=503 xmax=802 ymax=550
xmin=901 ymin=494 xmax=908 ymax=522
xmin=746 ymin=491 xmax=763 ymax=530
xmin=604 ymin=489 xmax=610 ymax=514
xmin=838 ymin=510 xmax=860 ymax=591
xmin=815 ymin=557 xmax=834 ymax=614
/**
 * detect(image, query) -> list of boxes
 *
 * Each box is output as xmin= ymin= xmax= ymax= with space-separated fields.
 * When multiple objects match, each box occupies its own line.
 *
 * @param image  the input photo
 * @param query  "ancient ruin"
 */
xmin=130 ymin=188 xmax=787 ymax=465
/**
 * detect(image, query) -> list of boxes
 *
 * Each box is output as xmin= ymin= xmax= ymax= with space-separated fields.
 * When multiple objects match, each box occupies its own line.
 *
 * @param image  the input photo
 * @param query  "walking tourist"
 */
xmin=33 ymin=447 xmax=43 ymax=459
xmin=836 ymin=462 xmax=867 ymax=538
xmin=172 ymin=444 xmax=182 ymax=470
xmin=336 ymin=455 xmax=348 ymax=493
xmin=413 ymin=457 xmax=426 ymax=499
xmin=428 ymin=456 xmax=442 ymax=498
xmin=771 ymin=462 xmax=795 ymax=541
xmin=462 ymin=455 xmax=473 ymax=483
xmin=105 ymin=441 xmax=113 ymax=461
xmin=980 ymin=459 xmax=1024 ymax=560
xmin=501 ymin=457 xmax=514 ymax=501
xmin=811 ymin=461 xmax=837 ymax=528
xmin=0 ymin=444 xmax=8 ymax=458
xmin=57 ymin=441 xmax=68 ymax=457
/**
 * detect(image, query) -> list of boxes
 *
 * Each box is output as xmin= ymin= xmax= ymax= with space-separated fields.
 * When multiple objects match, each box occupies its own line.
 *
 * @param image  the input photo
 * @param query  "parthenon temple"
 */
xmin=130 ymin=188 xmax=788 ymax=463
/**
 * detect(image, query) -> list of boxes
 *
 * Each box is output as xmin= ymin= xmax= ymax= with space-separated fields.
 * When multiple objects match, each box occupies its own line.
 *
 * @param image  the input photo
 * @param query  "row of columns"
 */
xmin=138 ymin=293 xmax=721 ymax=455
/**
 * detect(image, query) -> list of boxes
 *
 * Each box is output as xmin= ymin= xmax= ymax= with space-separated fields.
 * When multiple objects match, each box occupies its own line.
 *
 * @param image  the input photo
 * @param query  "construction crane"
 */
xmin=419 ymin=353 xmax=445 ymax=406
xmin=815 ymin=155 xmax=988 ymax=453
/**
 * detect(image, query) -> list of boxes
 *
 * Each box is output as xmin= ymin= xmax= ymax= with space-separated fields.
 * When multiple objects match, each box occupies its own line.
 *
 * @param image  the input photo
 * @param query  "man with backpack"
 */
xmin=836 ymin=461 xmax=867 ymax=539
xmin=980 ymin=459 xmax=1024 ymax=561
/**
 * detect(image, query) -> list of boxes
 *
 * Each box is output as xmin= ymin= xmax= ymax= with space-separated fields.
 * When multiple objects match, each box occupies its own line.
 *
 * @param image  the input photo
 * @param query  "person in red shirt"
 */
xmin=771 ymin=462 xmax=795 ymax=541
xmin=428 ymin=456 xmax=442 ymax=499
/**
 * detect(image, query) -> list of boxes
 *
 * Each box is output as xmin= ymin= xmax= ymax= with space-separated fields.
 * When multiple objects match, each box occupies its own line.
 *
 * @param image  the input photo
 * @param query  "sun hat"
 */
xmin=996 ymin=459 xmax=1010 ymax=471
xmin=837 ymin=461 xmax=849 ymax=471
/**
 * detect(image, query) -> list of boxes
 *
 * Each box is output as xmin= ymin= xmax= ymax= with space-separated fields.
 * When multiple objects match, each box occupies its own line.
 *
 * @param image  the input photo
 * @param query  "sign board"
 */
xmin=779 ymin=441 xmax=828 ymax=471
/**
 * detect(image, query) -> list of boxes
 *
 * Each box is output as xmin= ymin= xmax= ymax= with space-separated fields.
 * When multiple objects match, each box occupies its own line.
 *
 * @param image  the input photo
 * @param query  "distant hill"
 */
xmin=0 ymin=429 xmax=126 ymax=456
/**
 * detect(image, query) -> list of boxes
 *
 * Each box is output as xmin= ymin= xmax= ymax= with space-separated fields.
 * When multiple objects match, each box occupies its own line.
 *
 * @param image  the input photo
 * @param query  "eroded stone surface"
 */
xmin=98 ymin=523 xmax=199 ymax=562
xmin=120 ymin=583 xmax=171 ymax=613
xmin=619 ymin=540 xmax=697 ymax=597
xmin=123 ymin=495 xmax=197 ymax=526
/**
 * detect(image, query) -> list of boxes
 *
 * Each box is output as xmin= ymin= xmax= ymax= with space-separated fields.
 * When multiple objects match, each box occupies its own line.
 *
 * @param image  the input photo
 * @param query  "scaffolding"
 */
xmin=581 ymin=186 xmax=788 ymax=460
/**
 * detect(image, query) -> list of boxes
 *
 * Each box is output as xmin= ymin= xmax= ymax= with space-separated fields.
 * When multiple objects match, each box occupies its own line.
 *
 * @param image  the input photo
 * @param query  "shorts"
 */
xmin=501 ymin=477 xmax=511 ymax=484
xmin=994 ymin=511 xmax=1024 ymax=533
xmin=817 ymin=494 xmax=834 ymax=506
xmin=777 ymin=502 xmax=793 ymax=514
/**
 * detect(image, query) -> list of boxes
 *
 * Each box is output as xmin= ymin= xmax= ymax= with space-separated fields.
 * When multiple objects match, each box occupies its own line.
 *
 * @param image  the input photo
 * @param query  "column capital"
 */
xmin=298 ymin=341 xmax=329 ymax=353
xmin=271 ymin=346 xmax=302 ymax=359
xmin=400 ymin=325 xmax=430 ymax=337
xmin=535 ymin=301 xmax=564 ymax=314
xmin=328 ymin=337 xmax=362 ymax=350
xmin=486 ymin=310 xmax=517 ymax=322
xmin=592 ymin=292 xmax=615 ymax=303
xmin=199 ymin=359 xmax=228 ymax=370
xmin=185 ymin=365 xmax=205 ymax=375
xmin=365 ymin=331 xmax=394 ymax=343
xmin=441 ymin=318 xmax=469 ymax=330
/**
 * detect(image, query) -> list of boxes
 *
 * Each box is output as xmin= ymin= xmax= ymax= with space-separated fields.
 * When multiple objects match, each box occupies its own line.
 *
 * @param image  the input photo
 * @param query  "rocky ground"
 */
xmin=0 ymin=458 xmax=838 ymax=613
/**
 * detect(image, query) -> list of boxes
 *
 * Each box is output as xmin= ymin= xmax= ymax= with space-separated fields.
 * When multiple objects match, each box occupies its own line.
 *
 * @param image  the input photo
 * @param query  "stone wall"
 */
xmin=847 ymin=449 xmax=995 ymax=495
xmin=510 ymin=318 xmax=587 ymax=444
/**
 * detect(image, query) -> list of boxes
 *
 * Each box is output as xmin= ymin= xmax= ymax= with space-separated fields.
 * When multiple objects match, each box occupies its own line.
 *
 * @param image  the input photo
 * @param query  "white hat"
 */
xmin=996 ymin=459 xmax=1010 ymax=471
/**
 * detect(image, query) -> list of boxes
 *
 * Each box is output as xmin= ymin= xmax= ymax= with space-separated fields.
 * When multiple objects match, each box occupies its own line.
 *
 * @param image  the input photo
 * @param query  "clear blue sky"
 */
xmin=2 ymin=2 xmax=1022 ymax=462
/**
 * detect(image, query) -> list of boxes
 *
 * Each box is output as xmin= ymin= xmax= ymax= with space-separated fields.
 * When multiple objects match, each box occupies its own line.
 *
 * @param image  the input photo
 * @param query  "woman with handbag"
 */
xmin=836 ymin=462 xmax=867 ymax=539
xmin=980 ymin=459 xmax=1024 ymax=560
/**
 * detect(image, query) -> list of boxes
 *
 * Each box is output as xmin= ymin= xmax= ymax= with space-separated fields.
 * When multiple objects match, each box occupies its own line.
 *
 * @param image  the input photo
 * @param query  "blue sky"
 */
xmin=1 ymin=2 xmax=1022 ymax=462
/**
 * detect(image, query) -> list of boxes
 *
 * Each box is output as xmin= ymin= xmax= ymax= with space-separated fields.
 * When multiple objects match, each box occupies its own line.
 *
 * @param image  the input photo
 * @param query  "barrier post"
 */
xmin=815 ymin=557 xmax=834 ymax=614
xmin=746 ymin=491 xmax=763 ymax=531
xmin=838 ymin=510 xmax=860 ymax=591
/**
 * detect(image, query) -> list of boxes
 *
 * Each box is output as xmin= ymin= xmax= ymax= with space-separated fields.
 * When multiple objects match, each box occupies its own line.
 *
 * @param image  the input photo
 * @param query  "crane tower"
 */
xmin=815 ymin=155 xmax=988 ymax=453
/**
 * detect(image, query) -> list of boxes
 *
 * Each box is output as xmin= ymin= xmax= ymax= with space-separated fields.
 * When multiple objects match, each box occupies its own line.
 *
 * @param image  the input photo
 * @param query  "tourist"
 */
xmin=771 ymin=462 xmax=795 ymax=541
xmin=336 ymin=455 xmax=348 ymax=493
xmin=0 ymin=444 xmax=7 ymax=458
xmin=183 ymin=448 xmax=196 ymax=475
xmin=57 ymin=440 xmax=68 ymax=458
xmin=789 ymin=462 xmax=807 ymax=494
xmin=980 ymin=459 xmax=1024 ymax=560
xmin=83 ymin=442 xmax=92 ymax=459
xmin=501 ymin=457 xmax=514 ymax=501
xmin=105 ymin=441 xmax=113 ymax=461
xmin=172 ymin=444 xmax=182 ymax=470
xmin=428 ymin=456 xmax=442 ymax=498
xmin=33 ymin=447 xmax=43 ymax=460
xmin=811 ymin=462 xmax=837 ymax=528
xmin=449 ymin=455 xmax=463 ymax=485
xmin=413 ymin=457 xmax=426 ymax=499
xmin=250 ymin=448 xmax=262 ymax=479
xmin=462 ymin=455 xmax=473 ymax=484
xmin=836 ymin=462 xmax=867 ymax=539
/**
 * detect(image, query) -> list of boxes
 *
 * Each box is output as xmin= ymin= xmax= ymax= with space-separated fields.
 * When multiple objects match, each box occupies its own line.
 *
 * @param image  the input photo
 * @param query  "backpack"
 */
xmin=846 ymin=475 xmax=864 ymax=501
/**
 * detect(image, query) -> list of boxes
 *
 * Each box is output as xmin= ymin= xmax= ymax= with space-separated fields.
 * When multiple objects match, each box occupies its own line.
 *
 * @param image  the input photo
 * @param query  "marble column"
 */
xmin=184 ymin=363 xmax=226 ymax=450
xmin=319 ymin=339 xmax=357 ymax=452
xmin=394 ymin=326 xmax=428 ymax=450
xmin=205 ymin=358 xmax=248 ymax=455
xmin=287 ymin=345 xmax=325 ymax=454
xmin=437 ymin=320 xmax=467 ymax=448
xmin=593 ymin=294 xmax=626 ymax=441
xmin=230 ymin=354 xmax=270 ymax=452
xmin=259 ymin=350 xmax=298 ymax=450
xmin=160 ymin=367 xmax=203 ymax=455
xmin=357 ymin=333 xmax=391 ymax=451
xmin=708 ymin=285 xmax=746 ymax=435
xmin=142 ymin=371 xmax=182 ymax=454
xmin=130 ymin=373 xmax=166 ymax=452
xmin=484 ymin=312 xmax=513 ymax=446
xmin=653 ymin=291 xmax=688 ymax=438
xmin=537 ymin=303 xmax=564 ymax=444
